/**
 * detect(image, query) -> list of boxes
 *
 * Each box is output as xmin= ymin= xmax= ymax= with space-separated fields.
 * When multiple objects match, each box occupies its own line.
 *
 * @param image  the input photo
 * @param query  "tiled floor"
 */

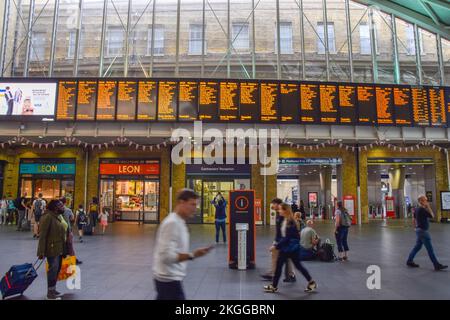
xmin=0 ymin=219 xmax=449 ymax=300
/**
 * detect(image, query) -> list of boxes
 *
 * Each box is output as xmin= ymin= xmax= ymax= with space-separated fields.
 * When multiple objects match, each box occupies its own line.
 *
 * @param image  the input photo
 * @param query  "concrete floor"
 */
xmin=0 ymin=219 xmax=449 ymax=300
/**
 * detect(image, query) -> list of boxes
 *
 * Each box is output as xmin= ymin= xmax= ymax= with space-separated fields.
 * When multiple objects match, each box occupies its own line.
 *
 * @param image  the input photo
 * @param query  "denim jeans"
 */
xmin=46 ymin=256 xmax=63 ymax=290
xmin=407 ymin=229 xmax=439 ymax=267
xmin=17 ymin=210 xmax=25 ymax=229
xmin=299 ymin=246 xmax=315 ymax=261
xmin=154 ymin=279 xmax=185 ymax=300
xmin=335 ymin=226 xmax=349 ymax=253
xmin=215 ymin=219 xmax=226 ymax=243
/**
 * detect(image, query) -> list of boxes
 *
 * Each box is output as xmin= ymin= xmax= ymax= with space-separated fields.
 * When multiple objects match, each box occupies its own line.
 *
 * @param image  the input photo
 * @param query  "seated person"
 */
xmin=299 ymin=220 xmax=320 ymax=261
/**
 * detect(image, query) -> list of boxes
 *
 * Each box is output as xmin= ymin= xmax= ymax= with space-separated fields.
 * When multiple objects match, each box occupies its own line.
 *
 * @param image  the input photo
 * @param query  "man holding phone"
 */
xmin=153 ymin=188 xmax=213 ymax=300
xmin=406 ymin=195 xmax=447 ymax=271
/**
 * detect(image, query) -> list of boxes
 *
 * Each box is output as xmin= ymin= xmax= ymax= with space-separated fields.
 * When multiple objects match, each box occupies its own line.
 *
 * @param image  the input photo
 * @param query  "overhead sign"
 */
xmin=279 ymin=158 xmax=342 ymax=165
xmin=368 ymin=158 xmax=434 ymax=165
xmin=99 ymin=159 xmax=160 ymax=175
xmin=19 ymin=163 xmax=76 ymax=175
xmin=186 ymin=164 xmax=251 ymax=175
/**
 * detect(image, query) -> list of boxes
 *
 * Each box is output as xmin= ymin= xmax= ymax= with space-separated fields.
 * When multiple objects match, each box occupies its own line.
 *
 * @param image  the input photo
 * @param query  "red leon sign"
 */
xmin=99 ymin=163 xmax=160 ymax=175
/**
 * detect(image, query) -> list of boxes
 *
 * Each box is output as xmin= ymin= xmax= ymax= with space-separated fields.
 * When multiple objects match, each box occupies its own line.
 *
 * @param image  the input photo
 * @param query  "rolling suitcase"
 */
xmin=1 ymin=259 xmax=43 ymax=300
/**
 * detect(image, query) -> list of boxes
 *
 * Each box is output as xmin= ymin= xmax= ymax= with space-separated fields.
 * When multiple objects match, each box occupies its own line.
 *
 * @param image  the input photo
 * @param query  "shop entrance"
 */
xmin=277 ymin=158 xmax=342 ymax=220
xmin=367 ymin=158 xmax=435 ymax=220
xmin=20 ymin=178 xmax=75 ymax=208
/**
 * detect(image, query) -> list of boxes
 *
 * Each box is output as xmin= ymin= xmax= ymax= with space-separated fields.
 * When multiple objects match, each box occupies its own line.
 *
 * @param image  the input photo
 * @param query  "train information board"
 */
xmin=117 ymin=81 xmax=137 ymax=121
xmin=57 ymin=80 xmax=77 ymax=120
xmin=76 ymin=80 xmax=97 ymax=121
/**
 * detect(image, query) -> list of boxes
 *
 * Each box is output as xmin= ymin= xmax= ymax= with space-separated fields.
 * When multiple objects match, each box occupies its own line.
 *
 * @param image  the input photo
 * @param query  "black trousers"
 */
xmin=273 ymin=250 xmax=312 ymax=288
xmin=154 ymin=279 xmax=185 ymax=300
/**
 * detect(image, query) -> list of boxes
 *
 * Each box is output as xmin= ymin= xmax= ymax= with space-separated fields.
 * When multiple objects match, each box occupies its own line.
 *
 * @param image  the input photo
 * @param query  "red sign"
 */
xmin=385 ymin=196 xmax=395 ymax=218
xmin=99 ymin=163 xmax=160 ymax=175
xmin=343 ymin=195 xmax=357 ymax=225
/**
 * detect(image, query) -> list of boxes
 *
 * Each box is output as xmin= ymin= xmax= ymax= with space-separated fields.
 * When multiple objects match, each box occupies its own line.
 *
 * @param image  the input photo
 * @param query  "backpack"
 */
xmin=33 ymin=199 xmax=43 ymax=217
xmin=340 ymin=209 xmax=352 ymax=227
xmin=317 ymin=239 xmax=336 ymax=262
xmin=77 ymin=210 xmax=87 ymax=225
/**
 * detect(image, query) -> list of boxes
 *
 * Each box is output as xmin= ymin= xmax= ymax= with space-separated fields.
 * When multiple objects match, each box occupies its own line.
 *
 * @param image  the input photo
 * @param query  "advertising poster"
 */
xmin=0 ymin=82 xmax=57 ymax=118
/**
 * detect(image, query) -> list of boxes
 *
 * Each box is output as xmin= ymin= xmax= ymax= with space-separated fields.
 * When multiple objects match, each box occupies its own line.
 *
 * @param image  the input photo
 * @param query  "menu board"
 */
xmin=300 ymin=84 xmax=320 ymax=123
xmin=76 ymin=80 xmax=97 ymax=121
xmin=219 ymin=82 xmax=239 ymax=121
xmin=411 ymin=87 xmax=430 ymax=126
xmin=319 ymin=84 xmax=338 ymax=124
xmin=158 ymin=81 xmax=178 ymax=121
xmin=57 ymin=80 xmax=77 ymax=120
xmin=117 ymin=81 xmax=137 ymax=121
xmin=137 ymin=81 xmax=157 ymax=121
xmin=96 ymin=80 xmax=117 ymax=120
xmin=393 ymin=86 xmax=412 ymax=126
xmin=239 ymin=82 xmax=259 ymax=122
xmin=338 ymin=85 xmax=357 ymax=124
xmin=199 ymin=81 xmax=219 ymax=121
xmin=357 ymin=85 xmax=376 ymax=125
xmin=375 ymin=85 xmax=394 ymax=125
xmin=178 ymin=81 xmax=198 ymax=121
xmin=428 ymin=87 xmax=446 ymax=127
xmin=260 ymin=82 xmax=279 ymax=122
xmin=280 ymin=83 xmax=299 ymax=123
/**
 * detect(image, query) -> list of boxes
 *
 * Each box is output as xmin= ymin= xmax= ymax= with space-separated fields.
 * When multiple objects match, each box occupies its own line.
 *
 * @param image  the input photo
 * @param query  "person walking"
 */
xmin=334 ymin=201 xmax=351 ymax=261
xmin=37 ymin=199 xmax=68 ymax=300
xmin=61 ymin=197 xmax=82 ymax=265
xmin=75 ymin=204 xmax=87 ymax=243
xmin=211 ymin=192 xmax=227 ymax=243
xmin=98 ymin=208 xmax=109 ymax=235
xmin=16 ymin=193 xmax=27 ymax=231
xmin=153 ymin=189 xmax=213 ymax=300
xmin=31 ymin=193 xmax=46 ymax=239
xmin=88 ymin=197 xmax=99 ymax=235
xmin=264 ymin=203 xmax=317 ymax=293
xmin=261 ymin=198 xmax=295 ymax=282
xmin=7 ymin=198 xmax=16 ymax=225
xmin=0 ymin=195 xmax=8 ymax=225
xmin=406 ymin=195 xmax=448 ymax=271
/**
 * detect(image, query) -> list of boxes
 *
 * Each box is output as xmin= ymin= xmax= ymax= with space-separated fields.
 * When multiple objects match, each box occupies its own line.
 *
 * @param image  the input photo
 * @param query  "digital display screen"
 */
xmin=158 ymin=81 xmax=178 ymax=121
xmin=260 ymin=82 xmax=279 ymax=122
xmin=0 ymin=81 xmax=57 ymax=119
xmin=137 ymin=80 xmax=157 ymax=121
xmin=76 ymin=80 xmax=97 ymax=121
xmin=375 ymin=85 xmax=394 ymax=125
xmin=280 ymin=83 xmax=299 ymax=123
xmin=239 ymin=81 xmax=259 ymax=122
xmin=319 ymin=84 xmax=338 ymax=124
xmin=428 ymin=87 xmax=446 ymax=127
xmin=199 ymin=81 xmax=219 ymax=122
xmin=411 ymin=86 xmax=430 ymax=126
xmin=178 ymin=81 xmax=198 ymax=121
xmin=96 ymin=80 xmax=117 ymax=120
xmin=338 ymin=85 xmax=357 ymax=125
xmin=357 ymin=85 xmax=376 ymax=125
xmin=393 ymin=86 xmax=412 ymax=126
xmin=117 ymin=81 xmax=137 ymax=121
xmin=56 ymin=80 xmax=77 ymax=120
xmin=300 ymin=83 xmax=320 ymax=124
xmin=219 ymin=82 xmax=239 ymax=121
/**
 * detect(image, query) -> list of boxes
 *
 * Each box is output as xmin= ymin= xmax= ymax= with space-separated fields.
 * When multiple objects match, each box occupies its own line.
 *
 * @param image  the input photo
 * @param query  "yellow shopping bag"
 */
xmin=45 ymin=256 xmax=77 ymax=281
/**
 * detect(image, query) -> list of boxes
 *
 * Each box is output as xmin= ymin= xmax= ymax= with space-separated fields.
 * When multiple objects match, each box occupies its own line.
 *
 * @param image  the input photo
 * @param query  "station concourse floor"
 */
xmin=0 ymin=219 xmax=449 ymax=300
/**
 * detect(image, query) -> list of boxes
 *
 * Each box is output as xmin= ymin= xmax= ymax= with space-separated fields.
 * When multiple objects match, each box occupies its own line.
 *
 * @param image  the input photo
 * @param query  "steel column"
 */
xmin=322 ymin=0 xmax=330 ymax=81
xmin=73 ymin=0 xmax=84 ymax=77
xmin=276 ymin=0 xmax=281 ymax=79
xmin=23 ymin=0 xmax=35 ymax=77
xmin=48 ymin=0 xmax=60 ymax=76
xmin=98 ymin=0 xmax=108 ymax=77
xmin=344 ymin=0 xmax=353 ymax=82
xmin=0 ymin=0 xmax=10 ymax=77
xmin=391 ymin=14 xmax=401 ymax=84
xmin=175 ymin=0 xmax=181 ymax=77
xmin=368 ymin=6 xmax=378 ymax=83
xmin=414 ymin=23 xmax=423 ymax=85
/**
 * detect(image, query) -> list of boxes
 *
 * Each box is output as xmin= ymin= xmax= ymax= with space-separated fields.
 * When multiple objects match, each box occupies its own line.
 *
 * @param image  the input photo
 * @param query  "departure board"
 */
xmin=338 ymin=85 xmax=357 ymax=124
xmin=280 ymin=83 xmax=300 ymax=123
xmin=319 ymin=84 xmax=338 ymax=124
xmin=76 ymin=80 xmax=97 ymax=121
xmin=393 ymin=86 xmax=412 ymax=126
xmin=357 ymin=85 xmax=376 ymax=125
xmin=375 ymin=85 xmax=394 ymax=125
xmin=56 ymin=80 xmax=77 ymax=120
xmin=117 ymin=81 xmax=137 ymax=121
xmin=199 ymin=81 xmax=219 ymax=121
xmin=446 ymin=87 xmax=450 ymax=127
xmin=428 ymin=87 xmax=446 ymax=127
xmin=178 ymin=81 xmax=198 ymax=121
xmin=260 ymin=82 xmax=279 ymax=122
xmin=158 ymin=81 xmax=178 ymax=121
xmin=219 ymin=82 xmax=239 ymax=121
xmin=240 ymin=82 xmax=259 ymax=122
xmin=96 ymin=80 xmax=117 ymax=120
xmin=137 ymin=81 xmax=157 ymax=121
xmin=411 ymin=87 xmax=430 ymax=126
xmin=300 ymin=84 xmax=320 ymax=123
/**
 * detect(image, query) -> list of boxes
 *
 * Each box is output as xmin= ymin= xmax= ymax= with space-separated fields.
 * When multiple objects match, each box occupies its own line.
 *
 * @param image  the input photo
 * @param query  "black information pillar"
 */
xmin=228 ymin=190 xmax=256 ymax=270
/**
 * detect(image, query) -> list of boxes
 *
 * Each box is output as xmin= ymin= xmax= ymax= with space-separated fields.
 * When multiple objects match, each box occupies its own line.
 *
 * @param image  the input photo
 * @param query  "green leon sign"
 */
xmin=19 ymin=163 xmax=76 ymax=175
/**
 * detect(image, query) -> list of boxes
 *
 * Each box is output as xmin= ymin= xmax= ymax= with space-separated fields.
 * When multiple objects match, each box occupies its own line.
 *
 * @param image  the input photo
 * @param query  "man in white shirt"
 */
xmin=153 ymin=188 xmax=212 ymax=300
xmin=4 ymin=87 xmax=14 ymax=115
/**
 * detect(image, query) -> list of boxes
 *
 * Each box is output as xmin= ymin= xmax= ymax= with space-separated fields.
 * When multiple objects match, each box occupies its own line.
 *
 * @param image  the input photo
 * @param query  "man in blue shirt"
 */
xmin=406 ymin=195 xmax=447 ymax=271
xmin=211 ymin=193 xmax=227 ymax=243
